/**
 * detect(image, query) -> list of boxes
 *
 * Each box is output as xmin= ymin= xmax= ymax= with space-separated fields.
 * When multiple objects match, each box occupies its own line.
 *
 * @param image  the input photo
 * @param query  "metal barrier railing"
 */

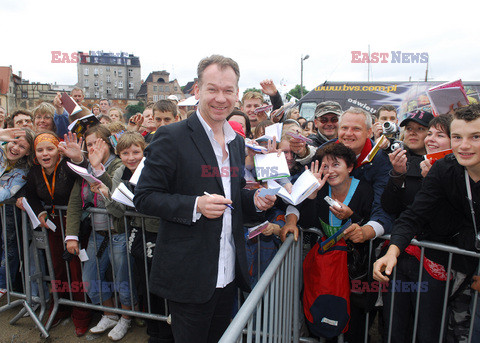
xmin=0 ymin=203 xmax=280 ymax=338
xmin=219 ymin=231 xmax=302 ymax=343
xmin=220 ymin=229 xmax=480 ymax=343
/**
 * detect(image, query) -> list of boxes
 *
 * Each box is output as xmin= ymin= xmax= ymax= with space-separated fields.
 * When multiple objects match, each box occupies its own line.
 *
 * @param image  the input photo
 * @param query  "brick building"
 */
xmin=136 ymin=70 xmax=185 ymax=103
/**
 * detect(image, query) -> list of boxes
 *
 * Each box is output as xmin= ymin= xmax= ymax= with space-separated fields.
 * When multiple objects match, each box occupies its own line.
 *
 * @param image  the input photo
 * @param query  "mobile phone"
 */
xmin=324 ymin=196 xmax=341 ymax=209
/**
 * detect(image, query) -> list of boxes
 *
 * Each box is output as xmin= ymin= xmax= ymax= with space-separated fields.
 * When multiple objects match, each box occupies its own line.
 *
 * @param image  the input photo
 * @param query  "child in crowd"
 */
xmin=65 ymin=125 xmax=136 ymax=341
xmin=0 ymin=128 xmax=34 ymax=298
xmin=91 ymin=131 xmax=174 ymax=343
xmin=145 ymin=100 xmax=178 ymax=143
xmin=17 ymin=131 xmax=91 ymax=336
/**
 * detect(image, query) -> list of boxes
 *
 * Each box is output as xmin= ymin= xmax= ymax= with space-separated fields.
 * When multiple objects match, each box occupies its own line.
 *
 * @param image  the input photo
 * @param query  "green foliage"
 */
xmin=287 ymin=84 xmax=309 ymax=101
xmin=243 ymin=88 xmax=262 ymax=97
xmin=125 ymin=101 xmax=145 ymax=119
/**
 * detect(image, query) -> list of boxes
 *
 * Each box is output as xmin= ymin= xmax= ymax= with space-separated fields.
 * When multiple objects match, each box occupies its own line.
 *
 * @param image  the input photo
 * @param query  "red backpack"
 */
xmin=303 ymin=238 xmax=351 ymax=338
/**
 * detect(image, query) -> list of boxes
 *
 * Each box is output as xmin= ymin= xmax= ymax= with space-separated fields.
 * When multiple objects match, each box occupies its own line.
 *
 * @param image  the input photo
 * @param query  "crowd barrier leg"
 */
xmin=8 ymin=212 xmax=50 ymax=337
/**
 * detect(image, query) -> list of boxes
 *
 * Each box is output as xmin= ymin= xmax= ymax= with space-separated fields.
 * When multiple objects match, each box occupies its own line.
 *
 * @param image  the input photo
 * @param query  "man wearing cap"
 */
xmin=308 ymin=101 xmax=342 ymax=147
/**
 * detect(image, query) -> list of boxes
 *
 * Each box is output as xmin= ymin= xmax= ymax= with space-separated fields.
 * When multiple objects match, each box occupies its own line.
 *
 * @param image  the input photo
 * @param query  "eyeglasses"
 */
xmin=319 ymin=116 xmax=339 ymax=124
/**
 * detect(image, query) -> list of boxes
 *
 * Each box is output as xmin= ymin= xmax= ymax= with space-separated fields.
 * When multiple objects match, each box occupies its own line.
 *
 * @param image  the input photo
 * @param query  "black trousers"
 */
xmin=168 ymin=281 xmax=236 ymax=343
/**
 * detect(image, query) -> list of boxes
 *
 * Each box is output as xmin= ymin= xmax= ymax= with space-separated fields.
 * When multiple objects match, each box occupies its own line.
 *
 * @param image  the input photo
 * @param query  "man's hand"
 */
xmin=472 ymin=276 xmax=480 ymax=292
xmin=290 ymin=138 xmax=307 ymax=157
xmin=373 ymin=122 xmax=383 ymax=140
xmin=388 ymin=148 xmax=408 ymax=175
xmin=66 ymin=240 xmax=79 ymax=255
xmin=343 ymin=224 xmax=375 ymax=243
xmin=16 ymin=197 xmax=25 ymax=211
xmin=197 ymin=194 xmax=232 ymax=219
xmin=53 ymin=92 xmax=64 ymax=113
xmin=373 ymin=245 xmax=400 ymax=282
xmin=254 ymin=191 xmax=276 ymax=211
xmin=280 ymin=223 xmax=298 ymax=242
xmin=260 ymin=79 xmax=278 ymax=97
xmin=262 ymin=223 xmax=281 ymax=236
xmin=127 ymin=113 xmax=144 ymax=132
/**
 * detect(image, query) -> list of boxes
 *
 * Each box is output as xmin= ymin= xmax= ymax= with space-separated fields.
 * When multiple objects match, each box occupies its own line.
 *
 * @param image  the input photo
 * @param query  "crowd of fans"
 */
xmin=0 ymin=73 xmax=479 ymax=343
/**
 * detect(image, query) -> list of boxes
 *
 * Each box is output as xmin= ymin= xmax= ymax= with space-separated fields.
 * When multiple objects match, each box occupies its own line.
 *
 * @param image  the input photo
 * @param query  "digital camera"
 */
xmin=382 ymin=121 xmax=403 ymax=154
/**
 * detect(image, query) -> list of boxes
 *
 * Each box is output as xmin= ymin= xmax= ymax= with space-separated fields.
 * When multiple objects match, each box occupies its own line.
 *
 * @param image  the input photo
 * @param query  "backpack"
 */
xmin=303 ymin=237 xmax=350 ymax=339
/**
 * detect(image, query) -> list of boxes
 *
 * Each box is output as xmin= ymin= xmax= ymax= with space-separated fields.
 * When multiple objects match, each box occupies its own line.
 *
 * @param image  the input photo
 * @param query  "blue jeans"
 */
xmin=0 ymin=204 xmax=20 ymax=289
xmin=82 ymin=231 xmax=136 ymax=306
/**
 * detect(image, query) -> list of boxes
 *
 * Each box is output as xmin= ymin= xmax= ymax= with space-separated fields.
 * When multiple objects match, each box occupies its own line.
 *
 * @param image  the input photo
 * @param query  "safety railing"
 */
xmin=219 ymin=231 xmax=303 ymax=343
xmin=221 ymin=229 xmax=480 ymax=343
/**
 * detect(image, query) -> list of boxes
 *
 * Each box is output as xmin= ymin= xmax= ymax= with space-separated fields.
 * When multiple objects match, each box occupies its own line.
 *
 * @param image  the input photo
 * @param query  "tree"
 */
xmin=243 ymin=88 xmax=262 ymax=97
xmin=125 ymin=101 xmax=145 ymax=119
xmin=287 ymin=84 xmax=309 ymax=101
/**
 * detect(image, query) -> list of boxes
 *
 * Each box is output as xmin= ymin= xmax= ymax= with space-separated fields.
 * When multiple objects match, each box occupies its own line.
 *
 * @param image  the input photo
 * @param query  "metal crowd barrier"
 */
xmin=221 ymin=229 xmax=480 ymax=343
xmin=0 ymin=204 xmax=281 ymax=338
xmin=219 ymin=231 xmax=302 ymax=343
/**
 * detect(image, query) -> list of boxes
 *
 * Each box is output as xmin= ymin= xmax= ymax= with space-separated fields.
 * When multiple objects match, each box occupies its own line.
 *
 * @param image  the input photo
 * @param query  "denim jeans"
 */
xmin=82 ymin=231 xmax=137 ymax=306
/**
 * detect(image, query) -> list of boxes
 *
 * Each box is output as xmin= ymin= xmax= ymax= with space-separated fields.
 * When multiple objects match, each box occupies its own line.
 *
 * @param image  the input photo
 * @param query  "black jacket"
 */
xmin=389 ymin=154 xmax=480 ymax=274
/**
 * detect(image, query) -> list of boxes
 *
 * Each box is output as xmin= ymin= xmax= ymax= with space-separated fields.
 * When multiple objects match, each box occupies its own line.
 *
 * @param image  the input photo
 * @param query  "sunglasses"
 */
xmin=319 ymin=116 xmax=339 ymax=124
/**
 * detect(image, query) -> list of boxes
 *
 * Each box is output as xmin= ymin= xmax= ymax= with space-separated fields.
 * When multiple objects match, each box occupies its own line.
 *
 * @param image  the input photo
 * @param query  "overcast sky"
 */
xmin=2 ymin=0 xmax=479 ymax=96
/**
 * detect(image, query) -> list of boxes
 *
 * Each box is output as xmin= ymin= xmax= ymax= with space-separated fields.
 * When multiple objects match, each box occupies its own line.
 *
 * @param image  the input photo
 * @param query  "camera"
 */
xmin=381 ymin=121 xmax=404 ymax=154
xmin=382 ymin=121 xmax=400 ymax=136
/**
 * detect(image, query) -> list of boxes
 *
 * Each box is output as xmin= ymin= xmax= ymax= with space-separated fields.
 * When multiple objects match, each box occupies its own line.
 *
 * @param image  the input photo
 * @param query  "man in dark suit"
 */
xmin=134 ymin=54 xmax=276 ymax=343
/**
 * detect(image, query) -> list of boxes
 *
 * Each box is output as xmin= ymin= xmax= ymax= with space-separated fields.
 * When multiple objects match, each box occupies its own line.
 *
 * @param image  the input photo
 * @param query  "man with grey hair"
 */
xmin=134 ymin=54 xmax=276 ymax=343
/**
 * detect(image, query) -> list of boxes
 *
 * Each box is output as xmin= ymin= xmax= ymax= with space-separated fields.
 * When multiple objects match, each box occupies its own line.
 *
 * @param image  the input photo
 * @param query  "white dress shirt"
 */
xmin=193 ymin=110 xmax=237 ymax=288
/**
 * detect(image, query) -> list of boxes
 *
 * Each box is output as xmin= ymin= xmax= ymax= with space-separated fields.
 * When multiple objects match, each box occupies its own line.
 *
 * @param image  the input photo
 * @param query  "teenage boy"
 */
xmin=373 ymin=104 xmax=480 ymax=342
xmin=145 ymin=100 xmax=179 ymax=143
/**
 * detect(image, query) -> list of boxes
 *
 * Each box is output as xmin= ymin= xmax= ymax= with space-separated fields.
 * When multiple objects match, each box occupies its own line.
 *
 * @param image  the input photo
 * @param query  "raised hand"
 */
xmin=88 ymin=138 xmax=108 ymax=170
xmin=127 ymin=113 xmax=144 ymax=132
xmin=260 ymin=79 xmax=278 ymax=96
xmin=0 ymin=128 xmax=26 ymax=143
xmin=58 ymin=132 xmax=83 ymax=163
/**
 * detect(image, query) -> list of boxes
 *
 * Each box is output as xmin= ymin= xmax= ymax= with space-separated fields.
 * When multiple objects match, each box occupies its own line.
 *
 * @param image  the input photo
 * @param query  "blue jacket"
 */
xmin=0 ymin=148 xmax=28 ymax=202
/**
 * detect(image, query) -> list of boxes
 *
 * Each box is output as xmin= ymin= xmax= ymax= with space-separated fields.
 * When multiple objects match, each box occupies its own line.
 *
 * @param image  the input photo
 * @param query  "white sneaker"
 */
xmin=90 ymin=314 xmax=119 ymax=334
xmin=108 ymin=317 xmax=131 ymax=341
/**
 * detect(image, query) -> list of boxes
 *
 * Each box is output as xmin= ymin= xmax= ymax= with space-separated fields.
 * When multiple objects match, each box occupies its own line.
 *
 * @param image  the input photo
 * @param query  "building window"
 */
xmin=117 ymin=58 xmax=122 ymax=64
xmin=100 ymin=81 xmax=103 ymax=86
xmin=106 ymin=75 xmax=111 ymax=83
xmin=159 ymin=86 xmax=163 ymax=92
xmin=107 ymin=87 xmax=111 ymax=95
xmin=84 ymin=79 xmax=89 ymax=87
xmin=118 ymin=81 xmax=123 ymax=89
xmin=94 ymin=57 xmax=99 ymax=63
xmin=159 ymin=95 xmax=165 ymax=100
xmin=84 ymin=68 xmax=89 ymax=76
xmin=174 ymin=86 xmax=178 ymax=91
xmin=127 ymin=59 xmax=131 ymax=65
xmin=100 ymin=68 xmax=103 ymax=75
xmin=95 ymin=91 xmax=99 ymax=98
xmin=114 ymin=70 xmax=117 ymax=76
xmin=115 ymin=81 xmax=117 ymax=88
xmin=114 ymin=93 xmax=117 ymax=99
xmin=94 ymin=80 xmax=98 ymax=87
xmin=22 ymin=91 xmax=28 ymax=99
xmin=153 ymin=95 xmax=158 ymax=102
xmin=118 ymin=70 xmax=123 ymax=77
xmin=85 ymin=92 xmax=90 ymax=98
xmin=153 ymin=86 xmax=157 ymax=91
xmin=129 ymin=93 xmax=134 ymax=99
xmin=128 ymin=69 xmax=133 ymax=77
xmin=106 ymin=66 xmax=110 ymax=72
xmin=165 ymin=86 xmax=170 ymax=92
xmin=128 ymin=82 xmax=134 ymax=89
xmin=94 ymin=68 xmax=98 ymax=76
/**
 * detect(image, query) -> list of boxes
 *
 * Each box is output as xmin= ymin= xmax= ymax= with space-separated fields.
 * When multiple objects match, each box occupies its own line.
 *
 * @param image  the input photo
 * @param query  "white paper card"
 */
xmin=46 ymin=219 xmax=56 ymax=232
xmin=78 ymin=249 xmax=89 ymax=262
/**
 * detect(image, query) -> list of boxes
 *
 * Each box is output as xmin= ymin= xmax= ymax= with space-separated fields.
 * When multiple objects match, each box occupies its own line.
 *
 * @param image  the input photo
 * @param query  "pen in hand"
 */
xmin=203 ymin=192 xmax=234 ymax=210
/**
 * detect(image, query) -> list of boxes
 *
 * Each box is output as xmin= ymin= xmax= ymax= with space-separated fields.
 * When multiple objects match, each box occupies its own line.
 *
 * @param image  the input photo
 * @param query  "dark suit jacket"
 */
xmin=134 ymin=113 xmax=257 ymax=304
